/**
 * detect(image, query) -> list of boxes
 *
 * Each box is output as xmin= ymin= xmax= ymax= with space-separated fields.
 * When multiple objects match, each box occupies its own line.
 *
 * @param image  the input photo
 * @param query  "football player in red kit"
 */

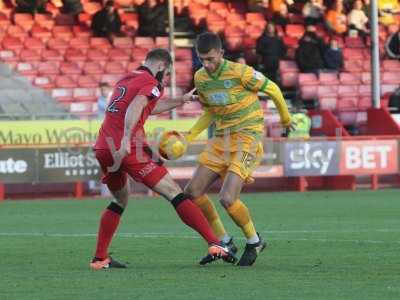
xmin=90 ymin=48 xmax=236 ymax=269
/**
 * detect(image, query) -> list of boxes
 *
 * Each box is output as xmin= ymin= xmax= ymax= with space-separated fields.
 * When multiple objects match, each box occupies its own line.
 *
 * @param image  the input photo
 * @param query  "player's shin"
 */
xmin=171 ymin=193 xmax=220 ymax=245
xmin=194 ymin=195 xmax=231 ymax=243
xmin=225 ymin=199 xmax=259 ymax=244
xmin=94 ymin=202 xmax=124 ymax=260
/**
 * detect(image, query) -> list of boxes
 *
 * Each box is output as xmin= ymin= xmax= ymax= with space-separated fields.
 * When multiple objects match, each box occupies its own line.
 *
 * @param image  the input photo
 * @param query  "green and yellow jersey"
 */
xmin=191 ymin=59 xmax=291 ymax=141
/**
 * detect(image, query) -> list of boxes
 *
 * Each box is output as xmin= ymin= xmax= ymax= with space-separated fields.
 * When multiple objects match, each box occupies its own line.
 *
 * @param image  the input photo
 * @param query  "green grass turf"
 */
xmin=0 ymin=190 xmax=399 ymax=300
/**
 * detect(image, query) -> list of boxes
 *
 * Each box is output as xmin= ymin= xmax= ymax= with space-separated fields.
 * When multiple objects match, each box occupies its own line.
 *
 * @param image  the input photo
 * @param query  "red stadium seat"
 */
xmin=60 ymin=62 xmax=82 ymax=75
xmin=279 ymin=60 xmax=299 ymax=72
xmin=65 ymin=48 xmax=87 ymax=62
xmin=319 ymin=97 xmax=337 ymax=110
xmin=40 ymin=49 xmax=63 ymax=61
xmin=361 ymin=72 xmax=371 ymax=84
xmin=19 ymin=49 xmax=41 ymax=61
xmin=52 ymin=88 xmax=74 ymax=102
xmin=33 ymin=76 xmax=54 ymax=89
xmin=14 ymin=13 xmax=34 ymax=31
xmin=344 ymin=36 xmax=364 ymax=48
xmin=319 ymin=72 xmax=339 ymax=85
xmin=78 ymin=75 xmax=99 ymax=88
xmin=70 ymin=37 xmax=91 ymax=49
xmin=175 ymin=48 xmax=192 ymax=61
xmin=70 ymin=102 xmax=95 ymax=114
xmin=73 ymin=88 xmax=98 ymax=102
xmin=282 ymin=36 xmax=299 ymax=48
xmin=34 ymin=14 xmax=55 ymax=30
xmin=47 ymin=38 xmax=69 ymax=50
xmin=286 ymin=24 xmax=305 ymax=39
xmin=382 ymin=60 xmax=400 ymax=71
xmin=317 ymin=85 xmax=338 ymax=98
xmin=52 ymin=26 xmax=73 ymax=39
xmin=73 ymin=25 xmax=92 ymax=37
xmin=244 ymin=24 xmax=263 ymax=39
xmin=343 ymin=60 xmax=363 ymax=72
xmin=281 ymin=71 xmax=299 ymax=88
xmin=382 ymin=72 xmax=400 ymax=84
xmin=381 ymin=84 xmax=398 ymax=95
xmin=358 ymin=84 xmax=371 ymax=97
xmin=298 ymin=73 xmax=318 ymax=86
xmin=16 ymin=62 xmax=37 ymax=76
xmin=83 ymin=61 xmax=104 ymax=75
xmin=38 ymin=61 xmax=61 ymax=75
xmin=155 ymin=36 xmax=169 ymax=48
xmin=300 ymin=85 xmax=318 ymax=100
xmin=358 ymin=96 xmax=372 ymax=110
xmin=339 ymin=72 xmax=361 ymax=85
xmin=7 ymin=25 xmax=27 ymax=39
xmin=337 ymin=97 xmax=358 ymax=111
xmin=90 ymin=37 xmax=112 ymax=50
xmin=0 ymin=50 xmax=18 ymax=62
xmin=55 ymin=75 xmax=77 ymax=88
xmin=87 ymin=49 xmax=109 ymax=61
xmin=131 ymin=47 xmax=147 ymax=62
xmin=31 ymin=25 xmax=52 ymax=40
xmin=108 ymin=48 xmax=131 ymax=61
xmin=104 ymin=61 xmax=126 ymax=74
xmin=1 ymin=36 xmax=23 ymax=50
xmin=343 ymin=48 xmax=364 ymax=59
xmin=338 ymin=85 xmax=359 ymax=97
xmin=113 ymin=37 xmax=134 ymax=49
xmin=134 ymin=37 xmax=155 ymax=49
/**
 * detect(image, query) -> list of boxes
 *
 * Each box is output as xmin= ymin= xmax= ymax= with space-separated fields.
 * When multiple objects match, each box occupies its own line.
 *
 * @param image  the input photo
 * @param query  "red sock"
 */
xmin=172 ymin=194 xmax=220 ymax=245
xmin=94 ymin=203 xmax=124 ymax=259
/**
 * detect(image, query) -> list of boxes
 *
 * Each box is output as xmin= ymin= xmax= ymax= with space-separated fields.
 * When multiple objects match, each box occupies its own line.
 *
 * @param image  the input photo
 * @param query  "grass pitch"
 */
xmin=0 ymin=190 xmax=399 ymax=300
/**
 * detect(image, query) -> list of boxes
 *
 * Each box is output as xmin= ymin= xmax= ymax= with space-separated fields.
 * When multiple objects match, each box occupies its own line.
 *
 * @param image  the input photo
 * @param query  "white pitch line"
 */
xmin=0 ymin=232 xmax=399 ymax=244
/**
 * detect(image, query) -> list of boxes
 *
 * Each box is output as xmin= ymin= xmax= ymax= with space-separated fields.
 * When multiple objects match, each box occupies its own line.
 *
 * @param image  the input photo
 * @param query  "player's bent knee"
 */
xmin=219 ymin=191 xmax=236 ymax=208
xmin=153 ymin=174 xmax=183 ymax=201
xmin=183 ymin=184 xmax=201 ymax=199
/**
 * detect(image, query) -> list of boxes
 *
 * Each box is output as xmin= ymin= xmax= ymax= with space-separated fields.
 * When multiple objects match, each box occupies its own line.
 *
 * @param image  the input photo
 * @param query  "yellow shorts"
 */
xmin=198 ymin=133 xmax=263 ymax=180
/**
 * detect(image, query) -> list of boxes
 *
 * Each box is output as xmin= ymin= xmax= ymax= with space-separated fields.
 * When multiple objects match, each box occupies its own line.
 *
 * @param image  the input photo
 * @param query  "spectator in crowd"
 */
xmin=302 ymin=0 xmax=326 ymax=25
xmin=323 ymin=38 xmax=343 ymax=71
xmin=295 ymin=25 xmax=326 ymax=73
xmin=256 ymin=23 xmax=287 ymax=82
xmin=137 ymin=0 xmax=167 ymax=37
xmin=97 ymin=82 xmax=112 ymax=120
xmin=14 ymin=0 xmax=48 ymax=14
xmin=272 ymin=3 xmax=289 ymax=29
xmin=378 ymin=0 xmax=400 ymax=26
xmin=61 ymin=0 xmax=83 ymax=15
xmin=385 ymin=28 xmax=400 ymax=59
xmin=325 ymin=1 xmax=347 ymax=35
xmin=91 ymin=0 xmax=121 ymax=38
xmin=348 ymin=0 xmax=369 ymax=40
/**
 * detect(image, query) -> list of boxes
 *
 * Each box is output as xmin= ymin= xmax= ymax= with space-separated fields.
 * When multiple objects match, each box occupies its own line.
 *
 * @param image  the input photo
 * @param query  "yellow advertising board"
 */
xmin=0 ymin=119 xmax=206 ymax=145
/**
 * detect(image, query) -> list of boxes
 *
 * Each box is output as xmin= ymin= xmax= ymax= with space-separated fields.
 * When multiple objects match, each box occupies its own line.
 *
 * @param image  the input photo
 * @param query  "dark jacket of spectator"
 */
xmin=256 ymin=24 xmax=287 ymax=81
xmin=15 ymin=0 xmax=47 ymax=14
xmin=137 ymin=0 xmax=167 ymax=37
xmin=296 ymin=30 xmax=325 ymax=73
xmin=91 ymin=0 xmax=121 ymax=38
xmin=385 ymin=31 xmax=400 ymax=59
xmin=323 ymin=39 xmax=343 ymax=70
xmin=61 ymin=0 xmax=83 ymax=15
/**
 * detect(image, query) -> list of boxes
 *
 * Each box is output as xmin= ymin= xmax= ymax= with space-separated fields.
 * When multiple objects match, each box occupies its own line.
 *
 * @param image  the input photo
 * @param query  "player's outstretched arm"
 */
xmin=151 ymin=88 xmax=197 ymax=115
xmin=262 ymin=80 xmax=293 ymax=129
xmin=185 ymin=110 xmax=213 ymax=142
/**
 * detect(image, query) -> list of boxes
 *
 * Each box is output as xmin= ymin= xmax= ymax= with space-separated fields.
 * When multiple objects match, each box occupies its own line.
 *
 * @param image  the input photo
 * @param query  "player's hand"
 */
xmin=182 ymin=88 xmax=198 ymax=103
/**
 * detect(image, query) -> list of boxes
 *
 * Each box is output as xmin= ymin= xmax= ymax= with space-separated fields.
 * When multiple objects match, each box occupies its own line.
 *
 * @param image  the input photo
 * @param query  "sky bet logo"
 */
xmin=284 ymin=142 xmax=339 ymax=176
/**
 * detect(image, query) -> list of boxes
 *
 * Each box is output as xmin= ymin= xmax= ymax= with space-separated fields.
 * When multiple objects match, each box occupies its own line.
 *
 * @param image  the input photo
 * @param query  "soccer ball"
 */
xmin=158 ymin=130 xmax=187 ymax=160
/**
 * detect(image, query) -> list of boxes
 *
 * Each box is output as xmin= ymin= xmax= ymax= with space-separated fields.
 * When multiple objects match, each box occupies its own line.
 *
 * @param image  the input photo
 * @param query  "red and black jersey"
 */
xmin=94 ymin=66 xmax=164 ymax=150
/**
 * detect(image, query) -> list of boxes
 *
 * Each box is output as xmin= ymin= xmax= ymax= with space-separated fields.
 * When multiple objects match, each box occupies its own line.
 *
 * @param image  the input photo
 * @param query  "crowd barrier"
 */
xmin=0 ymin=135 xmax=399 ymax=199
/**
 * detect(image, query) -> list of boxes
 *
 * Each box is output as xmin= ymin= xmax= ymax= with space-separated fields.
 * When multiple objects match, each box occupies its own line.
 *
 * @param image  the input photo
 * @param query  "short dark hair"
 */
xmin=145 ymin=48 xmax=172 ymax=66
xmin=196 ymin=32 xmax=222 ymax=54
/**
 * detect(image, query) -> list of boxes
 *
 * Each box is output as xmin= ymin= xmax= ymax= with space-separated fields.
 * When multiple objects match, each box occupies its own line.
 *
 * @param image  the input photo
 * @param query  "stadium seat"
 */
xmin=14 ymin=13 xmax=34 ymax=31
xmin=343 ymin=48 xmax=364 ymax=59
xmin=113 ymin=37 xmax=134 ymax=49
xmin=298 ymin=73 xmax=318 ymax=86
xmin=300 ymin=85 xmax=318 ymax=100
xmin=120 ymin=12 xmax=139 ymax=30
xmin=245 ymin=12 xmax=266 ymax=28
xmin=87 ymin=49 xmax=109 ymax=61
xmin=339 ymin=72 xmax=361 ymax=85
xmin=319 ymin=96 xmax=337 ymax=110
xmin=382 ymin=60 xmax=400 ymax=71
xmin=244 ymin=24 xmax=263 ymax=39
xmin=281 ymin=71 xmax=299 ymax=88
xmin=282 ymin=36 xmax=299 ymax=48
xmin=60 ymin=62 xmax=82 ymax=75
xmin=155 ymin=36 xmax=169 ymax=48
xmin=55 ymin=75 xmax=77 ymax=88
xmin=7 ymin=25 xmax=27 ymax=39
xmin=1 ymin=36 xmax=23 ymax=50
xmin=78 ymin=75 xmax=99 ymax=88
xmin=317 ymin=85 xmax=338 ymax=98
xmin=382 ymin=72 xmax=400 ymax=84
xmin=126 ymin=61 xmax=141 ymax=71
xmin=47 ymin=37 xmax=69 ymax=50
xmin=343 ymin=60 xmax=363 ymax=72
xmin=319 ymin=72 xmax=339 ymax=85
xmin=73 ymin=88 xmax=97 ymax=102
xmin=69 ymin=37 xmax=91 ymax=49
xmin=65 ymin=48 xmax=87 ymax=62
xmin=31 ymin=25 xmax=52 ymax=40
xmin=338 ymin=85 xmax=359 ymax=97
xmin=279 ymin=60 xmax=299 ymax=72
xmin=104 ymin=61 xmax=126 ymax=74
xmin=337 ymin=97 xmax=358 ymax=111
xmin=0 ymin=50 xmax=18 ymax=62
xmin=344 ymin=36 xmax=364 ymax=48
xmin=285 ymin=24 xmax=305 ymax=39
xmin=90 ymin=37 xmax=112 ymax=50
xmin=358 ymin=96 xmax=372 ymax=110
xmin=73 ymin=25 xmax=92 ymax=38
xmin=52 ymin=88 xmax=74 ymax=102
xmin=361 ymin=72 xmax=371 ymax=84
xmin=19 ymin=49 xmax=41 ymax=61
xmin=34 ymin=76 xmax=54 ymax=89
xmin=381 ymin=84 xmax=398 ymax=95
xmin=131 ymin=47 xmax=148 ymax=63
xmin=134 ymin=37 xmax=155 ymax=49
xmin=70 ymin=102 xmax=96 ymax=114
xmin=175 ymin=48 xmax=192 ymax=61
xmin=83 ymin=61 xmax=105 ymax=75
xmin=52 ymin=26 xmax=73 ymax=39
xmin=108 ymin=48 xmax=131 ymax=61
xmin=16 ymin=62 xmax=37 ymax=76
xmin=34 ymin=14 xmax=55 ymax=30
xmin=358 ymin=84 xmax=371 ymax=97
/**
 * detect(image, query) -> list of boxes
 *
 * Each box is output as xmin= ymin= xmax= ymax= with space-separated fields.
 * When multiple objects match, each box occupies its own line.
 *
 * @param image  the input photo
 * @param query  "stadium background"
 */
xmin=0 ymin=0 xmax=399 ymax=299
